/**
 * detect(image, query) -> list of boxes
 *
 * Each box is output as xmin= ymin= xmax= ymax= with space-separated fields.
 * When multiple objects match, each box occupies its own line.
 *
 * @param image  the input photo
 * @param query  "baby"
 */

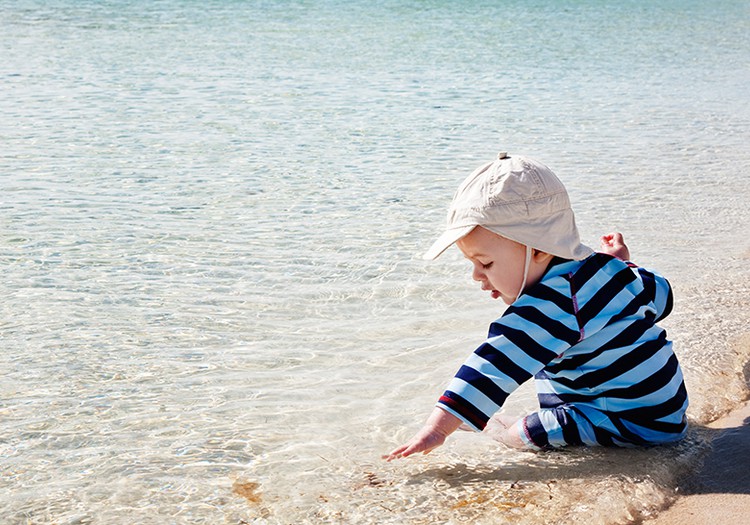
xmin=384 ymin=153 xmax=688 ymax=460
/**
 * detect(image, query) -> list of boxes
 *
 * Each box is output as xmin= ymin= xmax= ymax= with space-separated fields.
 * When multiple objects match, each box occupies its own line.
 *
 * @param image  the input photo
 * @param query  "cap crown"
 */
xmin=448 ymin=154 xmax=571 ymax=231
xmin=424 ymin=153 xmax=593 ymax=261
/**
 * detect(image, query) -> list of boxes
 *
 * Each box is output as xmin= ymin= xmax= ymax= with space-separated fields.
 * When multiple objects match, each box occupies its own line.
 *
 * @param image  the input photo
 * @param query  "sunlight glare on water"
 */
xmin=1 ymin=1 xmax=749 ymax=524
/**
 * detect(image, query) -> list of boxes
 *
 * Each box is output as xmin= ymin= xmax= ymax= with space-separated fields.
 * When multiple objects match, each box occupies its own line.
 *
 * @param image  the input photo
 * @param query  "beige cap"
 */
xmin=424 ymin=152 xmax=593 ymax=261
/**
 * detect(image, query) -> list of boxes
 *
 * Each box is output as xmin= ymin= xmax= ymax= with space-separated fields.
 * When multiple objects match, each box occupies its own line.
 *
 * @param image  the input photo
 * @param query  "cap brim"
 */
xmin=422 ymin=225 xmax=476 ymax=260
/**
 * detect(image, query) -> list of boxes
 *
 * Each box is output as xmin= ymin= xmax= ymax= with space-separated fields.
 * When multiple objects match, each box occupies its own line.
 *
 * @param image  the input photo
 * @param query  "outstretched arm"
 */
xmin=599 ymin=232 xmax=630 ymax=261
xmin=382 ymin=407 xmax=462 ymax=461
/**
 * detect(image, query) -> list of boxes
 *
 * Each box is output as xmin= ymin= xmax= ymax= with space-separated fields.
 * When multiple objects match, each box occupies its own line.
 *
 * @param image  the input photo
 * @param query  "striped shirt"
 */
xmin=437 ymin=253 xmax=688 ymax=447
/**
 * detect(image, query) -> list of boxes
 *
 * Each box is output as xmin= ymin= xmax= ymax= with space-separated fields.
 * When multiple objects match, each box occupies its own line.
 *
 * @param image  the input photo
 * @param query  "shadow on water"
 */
xmin=683 ymin=414 xmax=750 ymax=495
xmin=407 ymin=440 xmax=695 ymax=488
xmin=675 ymin=358 xmax=750 ymax=496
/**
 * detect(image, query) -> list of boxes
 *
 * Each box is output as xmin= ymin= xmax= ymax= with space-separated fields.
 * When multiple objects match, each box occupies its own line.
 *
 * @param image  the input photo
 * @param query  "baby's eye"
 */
xmin=481 ymin=261 xmax=493 ymax=270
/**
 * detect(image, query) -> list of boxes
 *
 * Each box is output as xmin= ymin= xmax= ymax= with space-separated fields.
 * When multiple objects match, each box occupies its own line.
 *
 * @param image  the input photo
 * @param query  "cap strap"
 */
xmin=516 ymin=246 xmax=532 ymax=302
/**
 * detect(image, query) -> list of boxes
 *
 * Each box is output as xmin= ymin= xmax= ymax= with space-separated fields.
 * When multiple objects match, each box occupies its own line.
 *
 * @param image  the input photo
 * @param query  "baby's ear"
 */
xmin=532 ymin=249 xmax=554 ymax=262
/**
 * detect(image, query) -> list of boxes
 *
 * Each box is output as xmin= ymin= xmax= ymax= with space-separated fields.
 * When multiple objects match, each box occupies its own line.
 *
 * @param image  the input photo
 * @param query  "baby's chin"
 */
xmin=487 ymin=289 xmax=513 ymax=304
xmin=493 ymin=291 xmax=515 ymax=305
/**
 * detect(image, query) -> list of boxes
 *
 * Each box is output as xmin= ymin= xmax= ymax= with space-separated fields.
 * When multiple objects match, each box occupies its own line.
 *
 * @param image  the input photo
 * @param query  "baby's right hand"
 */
xmin=599 ymin=232 xmax=631 ymax=261
xmin=382 ymin=425 xmax=448 ymax=461
xmin=382 ymin=407 xmax=462 ymax=461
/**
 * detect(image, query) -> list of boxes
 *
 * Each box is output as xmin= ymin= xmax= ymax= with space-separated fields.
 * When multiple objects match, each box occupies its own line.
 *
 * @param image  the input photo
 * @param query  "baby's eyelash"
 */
xmin=482 ymin=262 xmax=493 ymax=269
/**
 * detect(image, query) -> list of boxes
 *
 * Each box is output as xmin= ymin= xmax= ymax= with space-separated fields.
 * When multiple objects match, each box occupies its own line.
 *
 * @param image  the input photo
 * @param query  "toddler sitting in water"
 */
xmin=384 ymin=153 xmax=688 ymax=459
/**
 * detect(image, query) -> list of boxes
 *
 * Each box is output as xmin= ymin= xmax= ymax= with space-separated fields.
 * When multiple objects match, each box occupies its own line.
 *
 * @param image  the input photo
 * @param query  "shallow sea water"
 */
xmin=2 ymin=1 xmax=750 ymax=524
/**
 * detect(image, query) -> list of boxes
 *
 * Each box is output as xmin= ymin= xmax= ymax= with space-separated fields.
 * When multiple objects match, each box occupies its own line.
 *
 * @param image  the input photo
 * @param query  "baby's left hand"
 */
xmin=600 ymin=232 xmax=631 ymax=261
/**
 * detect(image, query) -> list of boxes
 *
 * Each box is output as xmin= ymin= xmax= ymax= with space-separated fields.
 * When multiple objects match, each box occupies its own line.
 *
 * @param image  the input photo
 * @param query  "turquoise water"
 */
xmin=2 ymin=1 xmax=750 ymax=523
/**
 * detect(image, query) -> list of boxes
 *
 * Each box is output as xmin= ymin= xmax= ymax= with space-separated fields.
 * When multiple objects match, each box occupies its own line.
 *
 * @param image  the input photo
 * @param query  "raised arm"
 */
xmin=599 ymin=232 xmax=630 ymax=261
xmin=599 ymin=233 xmax=673 ymax=320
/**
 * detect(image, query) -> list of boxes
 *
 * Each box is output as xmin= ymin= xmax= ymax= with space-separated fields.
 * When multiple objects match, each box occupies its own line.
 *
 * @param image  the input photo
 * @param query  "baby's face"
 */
xmin=456 ymin=227 xmax=529 ymax=305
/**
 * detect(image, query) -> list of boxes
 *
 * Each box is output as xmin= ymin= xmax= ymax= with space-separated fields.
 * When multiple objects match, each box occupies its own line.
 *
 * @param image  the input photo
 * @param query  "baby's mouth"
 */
xmin=481 ymin=283 xmax=501 ymax=300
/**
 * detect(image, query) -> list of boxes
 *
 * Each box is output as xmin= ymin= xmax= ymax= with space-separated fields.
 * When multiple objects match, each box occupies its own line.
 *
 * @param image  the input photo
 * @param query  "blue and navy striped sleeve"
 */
xmin=437 ymin=275 xmax=581 ymax=431
xmin=625 ymin=261 xmax=674 ymax=321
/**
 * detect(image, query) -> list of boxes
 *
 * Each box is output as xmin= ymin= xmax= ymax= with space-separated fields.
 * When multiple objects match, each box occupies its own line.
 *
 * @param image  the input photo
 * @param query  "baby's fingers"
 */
xmin=382 ymin=444 xmax=409 ymax=462
xmin=600 ymin=233 xmax=615 ymax=248
xmin=601 ymin=232 xmax=625 ymax=246
xmin=383 ymin=440 xmax=428 ymax=461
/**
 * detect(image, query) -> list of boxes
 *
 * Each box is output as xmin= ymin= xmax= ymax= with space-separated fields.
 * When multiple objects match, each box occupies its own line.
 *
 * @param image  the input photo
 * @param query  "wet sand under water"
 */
xmin=232 ymin=297 xmax=750 ymax=525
